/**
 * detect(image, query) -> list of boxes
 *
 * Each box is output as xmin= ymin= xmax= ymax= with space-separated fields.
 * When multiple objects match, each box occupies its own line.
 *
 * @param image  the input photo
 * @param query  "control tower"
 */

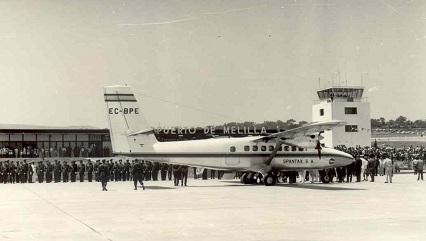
xmin=312 ymin=86 xmax=371 ymax=148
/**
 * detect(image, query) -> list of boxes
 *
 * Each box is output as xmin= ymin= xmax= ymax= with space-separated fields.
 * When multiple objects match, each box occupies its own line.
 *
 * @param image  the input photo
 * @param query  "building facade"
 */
xmin=312 ymin=86 xmax=371 ymax=148
xmin=0 ymin=125 xmax=111 ymax=158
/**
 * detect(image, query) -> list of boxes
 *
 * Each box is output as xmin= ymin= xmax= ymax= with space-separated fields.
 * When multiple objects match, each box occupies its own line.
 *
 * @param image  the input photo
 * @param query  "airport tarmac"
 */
xmin=0 ymin=173 xmax=425 ymax=241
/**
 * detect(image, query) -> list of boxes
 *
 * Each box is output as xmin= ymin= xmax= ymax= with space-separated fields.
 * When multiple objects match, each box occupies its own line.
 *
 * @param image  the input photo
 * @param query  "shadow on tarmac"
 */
xmin=137 ymin=185 xmax=175 ymax=190
xmin=275 ymin=184 xmax=367 ymax=191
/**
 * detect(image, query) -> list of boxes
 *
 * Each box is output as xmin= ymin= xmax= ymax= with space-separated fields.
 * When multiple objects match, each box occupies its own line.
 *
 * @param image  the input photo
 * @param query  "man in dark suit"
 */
xmin=354 ymin=155 xmax=363 ymax=182
xmin=367 ymin=154 xmax=376 ymax=182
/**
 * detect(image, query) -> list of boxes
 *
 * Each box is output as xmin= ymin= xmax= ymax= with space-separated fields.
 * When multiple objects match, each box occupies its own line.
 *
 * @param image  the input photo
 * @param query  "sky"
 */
xmin=0 ymin=0 xmax=425 ymax=128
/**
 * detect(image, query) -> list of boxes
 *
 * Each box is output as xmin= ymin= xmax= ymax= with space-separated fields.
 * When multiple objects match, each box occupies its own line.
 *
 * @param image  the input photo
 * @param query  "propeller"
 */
xmin=315 ymin=131 xmax=324 ymax=159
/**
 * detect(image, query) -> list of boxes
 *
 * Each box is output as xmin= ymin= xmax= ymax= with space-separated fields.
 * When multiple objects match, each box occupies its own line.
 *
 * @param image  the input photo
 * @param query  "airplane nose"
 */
xmin=336 ymin=151 xmax=354 ymax=166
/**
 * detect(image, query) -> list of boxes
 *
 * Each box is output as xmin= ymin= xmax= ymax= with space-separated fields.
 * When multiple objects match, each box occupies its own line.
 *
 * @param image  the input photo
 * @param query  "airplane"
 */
xmin=104 ymin=85 xmax=354 ymax=186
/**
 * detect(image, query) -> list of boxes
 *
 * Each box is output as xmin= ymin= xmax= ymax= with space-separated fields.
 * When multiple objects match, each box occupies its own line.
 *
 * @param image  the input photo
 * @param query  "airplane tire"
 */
xmin=241 ymin=172 xmax=251 ymax=184
xmin=322 ymin=175 xmax=331 ymax=184
xmin=263 ymin=173 xmax=277 ymax=186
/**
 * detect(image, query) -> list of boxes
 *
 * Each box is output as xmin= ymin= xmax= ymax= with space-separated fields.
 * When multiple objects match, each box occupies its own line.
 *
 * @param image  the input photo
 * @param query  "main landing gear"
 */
xmin=241 ymin=172 xmax=277 ymax=186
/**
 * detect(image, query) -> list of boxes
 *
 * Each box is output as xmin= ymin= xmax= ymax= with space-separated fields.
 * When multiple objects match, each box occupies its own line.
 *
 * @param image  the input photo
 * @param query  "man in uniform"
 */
xmin=46 ymin=161 xmax=53 ymax=183
xmin=3 ymin=161 xmax=10 ymax=183
xmin=109 ymin=159 xmax=114 ymax=181
xmin=132 ymin=159 xmax=145 ymax=190
xmin=94 ymin=160 xmax=100 ymax=182
xmin=78 ymin=160 xmax=85 ymax=182
xmin=54 ymin=160 xmax=62 ymax=183
xmin=173 ymin=165 xmax=181 ymax=186
xmin=62 ymin=161 xmax=69 ymax=182
xmin=118 ymin=159 xmax=124 ymax=181
xmin=29 ymin=161 xmax=36 ymax=183
xmin=87 ymin=159 xmax=94 ymax=182
xmin=180 ymin=165 xmax=189 ymax=186
xmin=98 ymin=159 xmax=109 ymax=191
xmin=22 ymin=159 xmax=29 ymax=183
xmin=71 ymin=161 xmax=77 ymax=182
xmin=124 ymin=160 xmax=131 ymax=181
xmin=37 ymin=161 xmax=45 ymax=183
xmin=160 ymin=163 xmax=168 ymax=181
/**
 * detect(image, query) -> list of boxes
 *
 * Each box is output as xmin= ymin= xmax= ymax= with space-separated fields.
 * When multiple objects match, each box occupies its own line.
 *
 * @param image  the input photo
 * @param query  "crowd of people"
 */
xmin=1 ymin=145 xmax=425 ymax=189
xmin=0 ymin=145 xmax=111 ymax=159
xmin=0 ymin=158 xmax=227 ymax=190
xmin=274 ymin=145 xmax=425 ymax=184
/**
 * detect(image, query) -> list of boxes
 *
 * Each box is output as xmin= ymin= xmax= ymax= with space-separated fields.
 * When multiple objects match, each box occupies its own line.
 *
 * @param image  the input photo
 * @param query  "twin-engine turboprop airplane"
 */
xmin=104 ymin=85 xmax=354 ymax=186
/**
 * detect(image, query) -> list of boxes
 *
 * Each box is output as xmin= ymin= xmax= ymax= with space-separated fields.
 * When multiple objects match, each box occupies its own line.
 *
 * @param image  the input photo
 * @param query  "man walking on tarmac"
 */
xmin=98 ymin=159 xmax=110 ymax=191
xmin=132 ymin=159 xmax=145 ymax=190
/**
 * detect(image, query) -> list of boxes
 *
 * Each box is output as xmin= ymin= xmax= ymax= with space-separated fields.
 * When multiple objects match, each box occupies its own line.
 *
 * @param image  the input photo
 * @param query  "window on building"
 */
xmin=345 ymin=125 xmax=358 ymax=132
xmin=253 ymin=146 xmax=258 ymax=151
xmin=261 ymin=145 xmax=266 ymax=151
xmin=320 ymin=109 xmax=324 ymax=116
xmin=230 ymin=146 xmax=236 ymax=152
xmin=244 ymin=145 xmax=250 ymax=151
xmin=345 ymin=107 xmax=357 ymax=114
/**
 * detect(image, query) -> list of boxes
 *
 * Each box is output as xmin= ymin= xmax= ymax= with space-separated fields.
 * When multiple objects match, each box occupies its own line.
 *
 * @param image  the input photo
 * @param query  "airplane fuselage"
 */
xmin=114 ymin=136 xmax=353 ymax=171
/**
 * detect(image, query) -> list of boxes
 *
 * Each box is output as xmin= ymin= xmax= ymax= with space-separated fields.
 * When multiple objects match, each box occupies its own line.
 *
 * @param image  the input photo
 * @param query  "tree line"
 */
xmin=371 ymin=116 xmax=426 ymax=129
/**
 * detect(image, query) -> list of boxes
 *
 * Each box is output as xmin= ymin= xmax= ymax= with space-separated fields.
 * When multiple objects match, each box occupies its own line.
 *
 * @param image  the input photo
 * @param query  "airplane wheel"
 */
xmin=241 ymin=172 xmax=253 ymax=184
xmin=322 ymin=175 xmax=331 ymax=184
xmin=263 ymin=172 xmax=277 ymax=186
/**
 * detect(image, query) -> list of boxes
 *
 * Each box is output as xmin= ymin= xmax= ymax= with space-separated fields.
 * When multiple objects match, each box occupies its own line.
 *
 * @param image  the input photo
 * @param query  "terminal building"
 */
xmin=0 ymin=124 xmax=111 ymax=159
xmin=312 ymin=86 xmax=371 ymax=148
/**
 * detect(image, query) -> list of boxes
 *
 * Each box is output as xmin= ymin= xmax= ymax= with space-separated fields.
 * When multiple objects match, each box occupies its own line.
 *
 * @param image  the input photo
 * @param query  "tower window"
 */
xmin=320 ymin=109 xmax=324 ymax=116
xmin=345 ymin=107 xmax=357 ymax=114
xmin=345 ymin=125 xmax=358 ymax=132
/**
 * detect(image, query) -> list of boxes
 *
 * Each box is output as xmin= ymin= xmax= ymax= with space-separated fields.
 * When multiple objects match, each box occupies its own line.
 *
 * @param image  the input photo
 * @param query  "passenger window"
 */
xmin=292 ymin=146 xmax=297 ymax=151
xmin=230 ymin=146 xmax=236 ymax=152
xmin=244 ymin=145 xmax=250 ymax=151
xmin=269 ymin=146 xmax=274 ymax=151
xmin=298 ymin=147 xmax=304 ymax=151
xmin=261 ymin=146 xmax=266 ymax=151
xmin=253 ymin=146 xmax=258 ymax=151
xmin=279 ymin=145 xmax=283 ymax=151
xmin=284 ymin=146 xmax=289 ymax=151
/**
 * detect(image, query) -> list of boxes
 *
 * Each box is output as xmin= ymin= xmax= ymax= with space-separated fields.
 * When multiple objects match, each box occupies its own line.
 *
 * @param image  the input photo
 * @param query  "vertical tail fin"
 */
xmin=104 ymin=85 xmax=157 ymax=154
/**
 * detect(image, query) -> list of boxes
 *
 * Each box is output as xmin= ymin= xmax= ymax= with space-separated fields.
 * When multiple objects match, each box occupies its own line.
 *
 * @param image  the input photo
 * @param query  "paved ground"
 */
xmin=0 ymin=172 xmax=425 ymax=241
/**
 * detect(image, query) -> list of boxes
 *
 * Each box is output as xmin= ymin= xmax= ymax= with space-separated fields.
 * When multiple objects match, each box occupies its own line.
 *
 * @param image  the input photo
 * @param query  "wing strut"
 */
xmin=265 ymin=141 xmax=283 ymax=165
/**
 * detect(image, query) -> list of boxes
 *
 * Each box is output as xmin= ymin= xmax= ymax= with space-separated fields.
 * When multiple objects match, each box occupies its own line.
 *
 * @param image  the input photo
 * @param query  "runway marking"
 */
xmin=24 ymin=186 xmax=113 ymax=241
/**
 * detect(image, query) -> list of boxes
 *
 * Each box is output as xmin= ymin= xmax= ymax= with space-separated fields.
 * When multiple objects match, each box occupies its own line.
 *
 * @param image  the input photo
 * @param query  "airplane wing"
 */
xmin=253 ymin=120 xmax=346 ymax=141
